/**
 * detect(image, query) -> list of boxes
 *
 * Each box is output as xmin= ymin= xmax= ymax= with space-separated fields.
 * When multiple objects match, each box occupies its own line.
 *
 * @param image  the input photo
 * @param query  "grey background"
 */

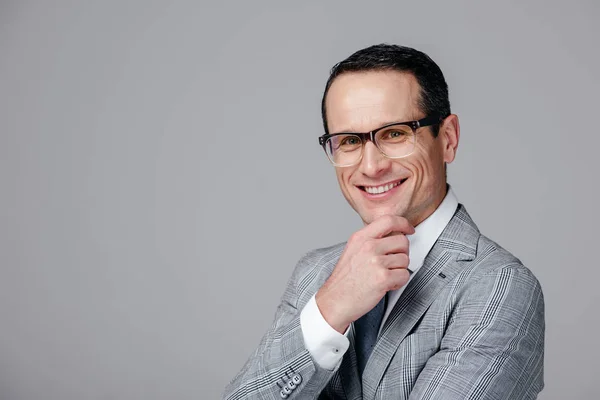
xmin=1 ymin=1 xmax=598 ymax=399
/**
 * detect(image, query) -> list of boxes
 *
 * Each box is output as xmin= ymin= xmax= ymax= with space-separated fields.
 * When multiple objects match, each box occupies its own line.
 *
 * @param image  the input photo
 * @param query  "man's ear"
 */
xmin=439 ymin=114 xmax=460 ymax=164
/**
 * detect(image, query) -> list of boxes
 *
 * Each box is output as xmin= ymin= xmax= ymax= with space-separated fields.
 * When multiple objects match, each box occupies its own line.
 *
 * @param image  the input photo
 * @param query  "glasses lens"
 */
xmin=375 ymin=125 xmax=416 ymax=158
xmin=325 ymin=134 xmax=362 ymax=166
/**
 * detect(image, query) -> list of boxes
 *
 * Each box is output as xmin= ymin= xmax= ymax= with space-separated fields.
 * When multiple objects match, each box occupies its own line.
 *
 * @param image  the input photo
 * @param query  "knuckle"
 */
xmin=369 ymin=254 xmax=382 ymax=266
xmin=402 ymin=271 xmax=411 ymax=285
xmin=398 ymin=217 xmax=411 ymax=232
xmin=362 ymin=239 xmax=376 ymax=253
xmin=401 ymin=268 xmax=410 ymax=280
xmin=400 ymin=234 xmax=409 ymax=248
xmin=349 ymin=231 xmax=362 ymax=244
xmin=391 ymin=270 xmax=410 ymax=290
xmin=399 ymin=253 xmax=409 ymax=267
xmin=376 ymin=214 xmax=393 ymax=230
xmin=376 ymin=269 xmax=390 ymax=287
xmin=383 ymin=214 xmax=396 ymax=227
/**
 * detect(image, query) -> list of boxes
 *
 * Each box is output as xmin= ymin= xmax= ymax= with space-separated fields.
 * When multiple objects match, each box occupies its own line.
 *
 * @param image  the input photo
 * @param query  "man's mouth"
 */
xmin=359 ymin=178 xmax=407 ymax=195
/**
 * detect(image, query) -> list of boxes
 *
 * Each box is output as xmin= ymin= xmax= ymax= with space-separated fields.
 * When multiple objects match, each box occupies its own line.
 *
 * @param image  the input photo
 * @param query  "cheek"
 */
xmin=335 ymin=169 xmax=352 ymax=191
xmin=401 ymin=156 xmax=431 ymax=182
xmin=411 ymin=143 xmax=444 ymax=180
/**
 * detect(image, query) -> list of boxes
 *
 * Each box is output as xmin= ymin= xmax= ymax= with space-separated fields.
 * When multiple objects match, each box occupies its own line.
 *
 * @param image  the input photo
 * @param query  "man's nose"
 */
xmin=358 ymin=141 xmax=390 ymax=176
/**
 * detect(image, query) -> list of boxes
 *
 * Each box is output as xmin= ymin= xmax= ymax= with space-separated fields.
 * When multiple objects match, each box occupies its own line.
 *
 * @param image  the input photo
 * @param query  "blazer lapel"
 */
xmin=361 ymin=205 xmax=480 ymax=400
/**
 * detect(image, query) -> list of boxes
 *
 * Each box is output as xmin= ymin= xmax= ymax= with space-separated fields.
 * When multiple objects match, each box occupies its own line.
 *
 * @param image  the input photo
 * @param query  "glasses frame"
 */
xmin=318 ymin=114 xmax=444 ymax=167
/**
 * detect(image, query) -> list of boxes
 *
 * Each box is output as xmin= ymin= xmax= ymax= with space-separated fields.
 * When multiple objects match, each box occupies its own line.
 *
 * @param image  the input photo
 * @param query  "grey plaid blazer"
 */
xmin=223 ymin=205 xmax=545 ymax=399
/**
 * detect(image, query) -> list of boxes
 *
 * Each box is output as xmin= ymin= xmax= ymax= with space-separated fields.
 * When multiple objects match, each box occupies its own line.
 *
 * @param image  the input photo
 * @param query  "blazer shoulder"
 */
xmin=447 ymin=234 xmax=545 ymax=331
xmin=469 ymin=234 xmax=541 ymax=289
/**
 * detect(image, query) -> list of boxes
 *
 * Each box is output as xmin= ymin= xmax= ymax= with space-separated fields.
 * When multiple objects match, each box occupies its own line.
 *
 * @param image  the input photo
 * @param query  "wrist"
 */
xmin=315 ymin=290 xmax=350 ymax=334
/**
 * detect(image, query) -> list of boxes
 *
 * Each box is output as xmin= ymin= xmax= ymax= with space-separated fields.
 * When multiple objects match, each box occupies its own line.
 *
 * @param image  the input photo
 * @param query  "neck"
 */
xmin=409 ymin=183 xmax=449 ymax=228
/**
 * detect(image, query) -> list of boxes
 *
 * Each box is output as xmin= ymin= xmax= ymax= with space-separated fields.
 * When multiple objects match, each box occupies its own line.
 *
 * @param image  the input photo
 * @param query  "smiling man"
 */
xmin=224 ymin=44 xmax=544 ymax=400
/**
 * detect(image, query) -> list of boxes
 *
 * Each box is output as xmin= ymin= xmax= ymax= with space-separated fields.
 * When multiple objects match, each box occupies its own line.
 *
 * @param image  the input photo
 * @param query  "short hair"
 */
xmin=321 ymin=44 xmax=451 ymax=137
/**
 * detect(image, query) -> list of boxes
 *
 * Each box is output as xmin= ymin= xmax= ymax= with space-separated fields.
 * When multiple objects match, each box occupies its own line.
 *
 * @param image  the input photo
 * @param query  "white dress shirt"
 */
xmin=300 ymin=187 xmax=459 ymax=370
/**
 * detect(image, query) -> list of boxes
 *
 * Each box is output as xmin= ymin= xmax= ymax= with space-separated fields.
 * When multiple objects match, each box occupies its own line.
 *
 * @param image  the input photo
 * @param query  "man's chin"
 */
xmin=359 ymin=207 xmax=407 ymax=225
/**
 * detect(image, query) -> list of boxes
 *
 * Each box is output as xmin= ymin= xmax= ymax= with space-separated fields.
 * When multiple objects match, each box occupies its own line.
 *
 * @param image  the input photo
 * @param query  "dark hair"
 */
xmin=321 ymin=44 xmax=450 ymax=137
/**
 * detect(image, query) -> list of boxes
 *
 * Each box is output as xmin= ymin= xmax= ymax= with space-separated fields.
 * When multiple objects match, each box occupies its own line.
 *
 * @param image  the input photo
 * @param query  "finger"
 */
xmin=364 ymin=214 xmax=415 ymax=239
xmin=386 ymin=268 xmax=411 ymax=291
xmin=374 ymin=234 xmax=410 ymax=255
xmin=382 ymin=253 xmax=410 ymax=270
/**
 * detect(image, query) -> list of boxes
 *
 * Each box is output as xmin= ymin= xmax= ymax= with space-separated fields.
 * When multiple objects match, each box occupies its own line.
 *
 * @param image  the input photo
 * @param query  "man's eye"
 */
xmin=388 ymin=130 xmax=406 ymax=138
xmin=381 ymin=129 xmax=409 ymax=141
xmin=340 ymin=136 xmax=360 ymax=146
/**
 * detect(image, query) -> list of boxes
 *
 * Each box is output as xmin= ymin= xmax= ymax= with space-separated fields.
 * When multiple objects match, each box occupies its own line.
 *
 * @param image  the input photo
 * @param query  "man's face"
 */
xmin=325 ymin=70 xmax=459 ymax=226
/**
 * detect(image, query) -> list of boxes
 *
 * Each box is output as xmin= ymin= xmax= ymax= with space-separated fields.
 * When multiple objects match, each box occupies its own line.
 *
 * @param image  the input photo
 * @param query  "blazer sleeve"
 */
xmin=222 ymin=251 xmax=338 ymax=400
xmin=409 ymin=265 xmax=545 ymax=400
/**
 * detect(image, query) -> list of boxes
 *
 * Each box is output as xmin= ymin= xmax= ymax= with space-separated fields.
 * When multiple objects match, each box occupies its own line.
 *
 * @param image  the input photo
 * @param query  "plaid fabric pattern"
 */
xmin=224 ymin=205 xmax=545 ymax=399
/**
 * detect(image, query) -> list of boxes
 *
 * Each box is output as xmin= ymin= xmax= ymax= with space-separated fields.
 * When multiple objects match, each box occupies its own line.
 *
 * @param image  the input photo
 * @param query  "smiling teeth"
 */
xmin=364 ymin=181 xmax=402 ymax=194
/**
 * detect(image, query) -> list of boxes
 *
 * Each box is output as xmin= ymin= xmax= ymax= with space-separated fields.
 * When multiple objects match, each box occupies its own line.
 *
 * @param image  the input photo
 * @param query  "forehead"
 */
xmin=325 ymin=70 xmax=420 ymax=133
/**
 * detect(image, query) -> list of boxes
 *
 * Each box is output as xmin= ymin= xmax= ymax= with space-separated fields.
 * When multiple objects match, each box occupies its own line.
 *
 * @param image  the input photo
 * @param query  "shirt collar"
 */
xmin=407 ymin=186 xmax=459 ymax=275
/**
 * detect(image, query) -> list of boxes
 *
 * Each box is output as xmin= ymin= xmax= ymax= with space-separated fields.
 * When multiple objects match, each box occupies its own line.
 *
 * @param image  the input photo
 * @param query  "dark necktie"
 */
xmin=354 ymin=294 xmax=387 ymax=377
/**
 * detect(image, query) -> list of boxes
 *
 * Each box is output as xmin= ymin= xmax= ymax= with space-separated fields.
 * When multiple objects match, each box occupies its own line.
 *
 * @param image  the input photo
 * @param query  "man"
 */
xmin=223 ymin=44 xmax=544 ymax=399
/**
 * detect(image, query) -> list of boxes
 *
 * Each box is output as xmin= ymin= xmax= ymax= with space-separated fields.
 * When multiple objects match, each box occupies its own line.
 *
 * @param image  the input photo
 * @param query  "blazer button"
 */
xmin=286 ymin=380 xmax=297 ymax=390
xmin=292 ymin=374 xmax=302 ymax=385
xmin=279 ymin=388 xmax=288 ymax=399
xmin=282 ymin=386 xmax=293 ymax=395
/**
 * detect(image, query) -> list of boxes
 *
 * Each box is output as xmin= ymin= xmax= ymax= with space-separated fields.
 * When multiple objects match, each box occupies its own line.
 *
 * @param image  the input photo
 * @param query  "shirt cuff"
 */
xmin=300 ymin=294 xmax=350 ymax=371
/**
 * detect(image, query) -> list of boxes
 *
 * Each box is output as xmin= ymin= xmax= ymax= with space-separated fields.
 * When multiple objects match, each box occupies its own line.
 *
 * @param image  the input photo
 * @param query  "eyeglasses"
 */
xmin=318 ymin=114 xmax=443 ymax=167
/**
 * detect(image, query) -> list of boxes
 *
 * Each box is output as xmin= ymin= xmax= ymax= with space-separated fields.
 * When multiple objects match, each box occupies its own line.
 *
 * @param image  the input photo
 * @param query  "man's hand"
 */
xmin=315 ymin=215 xmax=415 ymax=333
